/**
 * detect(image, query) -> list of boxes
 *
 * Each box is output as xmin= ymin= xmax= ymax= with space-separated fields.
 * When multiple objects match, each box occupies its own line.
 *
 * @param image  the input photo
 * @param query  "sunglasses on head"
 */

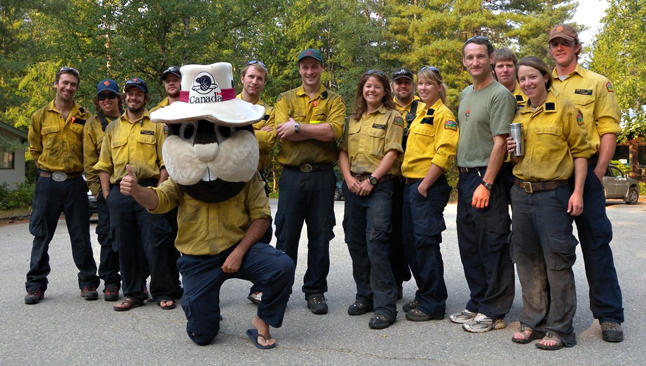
xmin=466 ymin=35 xmax=489 ymax=43
xmin=421 ymin=66 xmax=441 ymax=77
xmin=57 ymin=66 xmax=80 ymax=78
xmin=246 ymin=60 xmax=267 ymax=68
xmin=366 ymin=69 xmax=387 ymax=78
xmin=98 ymin=93 xmax=117 ymax=101
xmin=393 ymin=69 xmax=412 ymax=77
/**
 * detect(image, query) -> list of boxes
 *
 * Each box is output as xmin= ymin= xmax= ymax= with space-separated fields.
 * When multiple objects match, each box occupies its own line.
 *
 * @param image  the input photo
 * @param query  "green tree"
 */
xmin=591 ymin=0 xmax=646 ymax=142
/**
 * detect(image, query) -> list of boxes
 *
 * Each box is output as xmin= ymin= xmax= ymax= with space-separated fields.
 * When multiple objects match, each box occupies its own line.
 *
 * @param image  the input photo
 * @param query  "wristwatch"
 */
xmin=294 ymin=123 xmax=300 ymax=133
xmin=481 ymin=181 xmax=493 ymax=190
xmin=369 ymin=175 xmax=378 ymax=185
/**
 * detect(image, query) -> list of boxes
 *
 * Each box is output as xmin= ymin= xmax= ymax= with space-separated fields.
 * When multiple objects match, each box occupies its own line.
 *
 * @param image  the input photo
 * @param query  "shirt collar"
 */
xmin=296 ymin=84 xmax=326 ymax=99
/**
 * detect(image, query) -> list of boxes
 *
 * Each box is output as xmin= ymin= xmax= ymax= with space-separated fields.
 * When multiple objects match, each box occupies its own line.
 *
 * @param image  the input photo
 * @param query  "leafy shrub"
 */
xmin=0 ymin=182 xmax=35 ymax=210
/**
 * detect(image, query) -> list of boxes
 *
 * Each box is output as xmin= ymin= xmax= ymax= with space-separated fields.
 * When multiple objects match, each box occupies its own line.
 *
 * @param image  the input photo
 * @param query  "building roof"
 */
xmin=0 ymin=121 xmax=28 ymax=142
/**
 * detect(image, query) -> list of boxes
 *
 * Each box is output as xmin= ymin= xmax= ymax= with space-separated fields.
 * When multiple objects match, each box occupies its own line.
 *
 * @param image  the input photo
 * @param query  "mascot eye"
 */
xmin=179 ymin=122 xmax=198 ymax=143
xmin=218 ymin=125 xmax=233 ymax=138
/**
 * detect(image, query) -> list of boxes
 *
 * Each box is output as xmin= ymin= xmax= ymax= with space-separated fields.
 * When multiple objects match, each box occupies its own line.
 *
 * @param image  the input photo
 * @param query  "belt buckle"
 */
xmin=300 ymin=164 xmax=313 ymax=173
xmin=522 ymin=181 xmax=533 ymax=194
xmin=51 ymin=171 xmax=67 ymax=182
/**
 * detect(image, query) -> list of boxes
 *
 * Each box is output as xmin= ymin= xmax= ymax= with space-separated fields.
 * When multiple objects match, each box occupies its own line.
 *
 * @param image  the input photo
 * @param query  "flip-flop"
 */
xmin=535 ymin=333 xmax=565 ymax=351
xmin=246 ymin=329 xmax=276 ymax=350
xmin=113 ymin=297 xmax=144 ymax=312
xmin=158 ymin=299 xmax=176 ymax=310
xmin=512 ymin=328 xmax=539 ymax=344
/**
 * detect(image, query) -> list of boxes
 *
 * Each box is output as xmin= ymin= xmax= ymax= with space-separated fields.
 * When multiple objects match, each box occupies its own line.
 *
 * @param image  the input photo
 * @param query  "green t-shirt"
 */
xmin=457 ymin=81 xmax=516 ymax=167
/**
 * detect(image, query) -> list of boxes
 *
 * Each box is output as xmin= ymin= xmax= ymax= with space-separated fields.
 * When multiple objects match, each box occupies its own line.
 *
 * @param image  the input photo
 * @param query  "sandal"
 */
xmin=158 ymin=299 xmax=176 ymax=310
xmin=512 ymin=325 xmax=539 ymax=344
xmin=113 ymin=297 xmax=145 ymax=312
xmin=535 ymin=332 xmax=564 ymax=351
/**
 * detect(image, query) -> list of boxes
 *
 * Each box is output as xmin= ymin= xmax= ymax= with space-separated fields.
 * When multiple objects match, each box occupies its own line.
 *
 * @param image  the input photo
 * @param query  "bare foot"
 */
xmin=251 ymin=314 xmax=276 ymax=347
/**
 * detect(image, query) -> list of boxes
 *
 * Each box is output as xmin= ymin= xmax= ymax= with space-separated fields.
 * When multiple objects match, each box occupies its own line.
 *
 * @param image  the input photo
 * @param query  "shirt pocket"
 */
xmin=408 ymin=123 xmax=435 ymax=158
xmin=136 ymin=134 xmax=159 ymax=166
xmin=111 ymin=138 xmax=128 ymax=166
xmin=534 ymin=125 xmax=563 ymax=162
xmin=68 ymin=123 xmax=85 ymax=155
xmin=367 ymin=125 xmax=386 ymax=157
xmin=41 ymin=123 xmax=60 ymax=150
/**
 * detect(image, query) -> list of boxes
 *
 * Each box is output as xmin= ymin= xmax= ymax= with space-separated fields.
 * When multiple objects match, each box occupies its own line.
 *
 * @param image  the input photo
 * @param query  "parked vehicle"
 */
xmin=603 ymin=164 xmax=639 ymax=204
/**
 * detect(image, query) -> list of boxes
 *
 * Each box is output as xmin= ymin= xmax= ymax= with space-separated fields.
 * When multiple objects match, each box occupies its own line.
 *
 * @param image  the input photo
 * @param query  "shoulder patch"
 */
xmin=545 ymin=102 xmax=555 ymax=111
xmin=444 ymin=120 xmax=457 ymax=131
xmin=574 ymin=89 xmax=593 ymax=96
xmin=576 ymin=112 xmax=584 ymax=126
xmin=276 ymin=94 xmax=282 ymax=101
xmin=394 ymin=116 xmax=404 ymax=127
xmin=606 ymin=81 xmax=614 ymax=93
xmin=163 ymin=124 xmax=169 ymax=136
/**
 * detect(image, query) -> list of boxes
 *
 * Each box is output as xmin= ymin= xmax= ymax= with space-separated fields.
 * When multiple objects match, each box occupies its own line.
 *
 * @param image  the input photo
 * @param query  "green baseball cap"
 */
xmin=297 ymin=48 xmax=324 ymax=63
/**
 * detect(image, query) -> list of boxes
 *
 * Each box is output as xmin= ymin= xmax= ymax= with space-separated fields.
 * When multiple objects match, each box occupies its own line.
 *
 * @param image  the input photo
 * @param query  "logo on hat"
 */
xmin=103 ymin=81 xmax=110 ymax=86
xmin=188 ymin=71 xmax=222 ymax=103
xmin=556 ymin=26 xmax=563 ymax=32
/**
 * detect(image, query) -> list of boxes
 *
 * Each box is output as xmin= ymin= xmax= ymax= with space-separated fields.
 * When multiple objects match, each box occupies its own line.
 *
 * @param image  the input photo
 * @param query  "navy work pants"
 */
xmin=511 ymin=184 xmax=578 ymax=347
xmin=26 ymin=173 xmax=99 ymax=291
xmin=275 ymin=167 xmax=336 ymax=298
xmin=402 ymin=176 xmax=451 ymax=317
xmin=179 ymin=243 xmax=295 ymax=346
xmin=390 ymin=177 xmax=411 ymax=285
xmin=455 ymin=168 xmax=514 ymax=320
xmin=574 ymin=165 xmax=624 ymax=324
xmin=96 ymin=193 xmax=120 ymax=289
xmin=342 ymin=179 xmax=398 ymax=320
xmin=107 ymin=181 xmax=179 ymax=302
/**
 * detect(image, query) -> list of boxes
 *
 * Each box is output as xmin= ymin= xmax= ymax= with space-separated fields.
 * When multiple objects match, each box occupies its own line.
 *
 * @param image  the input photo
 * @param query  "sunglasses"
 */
xmin=246 ymin=60 xmax=267 ymax=68
xmin=393 ymin=68 xmax=413 ymax=78
xmin=57 ymin=66 xmax=80 ymax=78
xmin=466 ymin=35 xmax=489 ymax=43
xmin=421 ymin=66 xmax=441 ymax=77
xmin=98 ymin=93 xmax=118 ymax=101
xmin=366 ymin=69 xmax=387 ymax=78
xmin=163 ymin=66 xmax=180 ymax=74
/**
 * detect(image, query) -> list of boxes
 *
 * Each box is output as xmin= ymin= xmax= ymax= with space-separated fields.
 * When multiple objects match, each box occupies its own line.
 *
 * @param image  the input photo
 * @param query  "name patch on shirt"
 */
xmin=444 ymin=120 xmax=457 ymax=131
xmin=140 ymin=130 xmax=154 ymax=135
xmin=372 ymin=124 xmax=386 ymax=130
xmin=545 ymin=103 xmax=555 ymax=111
xmin=515 ymin=95 xmax=524 ymax=102
xmin=574 ymin=89 xmax=593 ymax=95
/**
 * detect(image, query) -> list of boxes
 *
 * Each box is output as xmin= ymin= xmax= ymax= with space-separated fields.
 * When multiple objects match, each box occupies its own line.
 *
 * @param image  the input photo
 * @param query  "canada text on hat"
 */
xmin=548 ymin=24 xmax=579 ymax=43
xmin=297 ymin=48 xmax=324 ymax=63
xmin=150 ymin=62 xmax=264 ymax=126
xmin=97 ymin=79 xmax=119 ymax=95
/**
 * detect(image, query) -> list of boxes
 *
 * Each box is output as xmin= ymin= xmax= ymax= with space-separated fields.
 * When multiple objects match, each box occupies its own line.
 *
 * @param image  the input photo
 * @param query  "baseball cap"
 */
xmin=548 ymin=24 xmax=579 ymax=43
xmin=124 ymin=78 xmax=148 ymax=93
xmin=96 ymin=79 xmax=119 ymax=95
xmin=161 ymin=66 xmax=181 ymax=81
xmin=392 ymin=68 xmax=414 ymax=82
xmin=297 ymin=48 xmax=324 ymax=63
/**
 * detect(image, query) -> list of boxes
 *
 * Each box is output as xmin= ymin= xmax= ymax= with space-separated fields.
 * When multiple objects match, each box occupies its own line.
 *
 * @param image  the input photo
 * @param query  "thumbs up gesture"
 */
xmin=120 ymin=164 xmax=138 ymax=196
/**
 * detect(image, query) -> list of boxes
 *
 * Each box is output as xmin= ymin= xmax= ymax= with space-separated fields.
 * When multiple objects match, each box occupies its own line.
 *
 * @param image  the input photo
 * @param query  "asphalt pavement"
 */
xmin=1 ymin=199 xmax=644 ymax=365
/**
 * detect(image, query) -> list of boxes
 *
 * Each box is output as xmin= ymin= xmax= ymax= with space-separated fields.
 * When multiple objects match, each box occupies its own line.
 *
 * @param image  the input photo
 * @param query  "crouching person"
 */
xmin=121 ymin=62 xmax=295 ymax=348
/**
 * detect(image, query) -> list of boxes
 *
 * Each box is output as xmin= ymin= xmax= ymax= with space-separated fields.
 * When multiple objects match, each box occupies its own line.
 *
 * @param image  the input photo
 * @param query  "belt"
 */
xmin=405 ymin=178 xmax=423 ymax=185
xmin=39 ymin=171 xmax=82 ymax=182
xmin=283 ymin=163 xmax=333 ymax=173
xmin=352 ymin=173 xmax=395 ymax=183
xmin=514 ymin=178 xmax=567 ymax=194
xmin=458 ymin=166 xmax=486 ymax=174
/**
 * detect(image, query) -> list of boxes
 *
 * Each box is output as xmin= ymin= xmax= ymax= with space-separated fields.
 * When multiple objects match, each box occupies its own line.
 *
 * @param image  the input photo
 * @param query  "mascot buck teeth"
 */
xmin=119 ymin=62 xmax=295 ymax=348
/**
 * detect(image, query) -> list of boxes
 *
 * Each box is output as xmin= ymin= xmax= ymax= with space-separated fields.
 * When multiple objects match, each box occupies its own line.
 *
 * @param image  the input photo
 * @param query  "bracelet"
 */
xmin=102 ymin=188 xmax=111 ymax=193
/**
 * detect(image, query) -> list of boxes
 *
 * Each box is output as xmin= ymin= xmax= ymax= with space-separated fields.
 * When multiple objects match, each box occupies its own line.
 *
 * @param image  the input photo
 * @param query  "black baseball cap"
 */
xmin=161 ymin=66 xmax=181 ymax=81
xmin=392 ymin=68 xmax=414 ymax=82
xmin=124 ymin=78 xmax=148 ymax=93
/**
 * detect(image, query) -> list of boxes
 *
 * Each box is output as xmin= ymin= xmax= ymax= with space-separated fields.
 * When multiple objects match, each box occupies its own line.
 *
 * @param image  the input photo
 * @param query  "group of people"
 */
xmin=24 ymin=23 xmax=624 ymax=350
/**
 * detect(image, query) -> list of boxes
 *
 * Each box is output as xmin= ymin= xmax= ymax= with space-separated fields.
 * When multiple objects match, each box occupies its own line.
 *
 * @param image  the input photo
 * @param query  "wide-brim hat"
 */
xmin=150 ymin=62 xmax=264 ymax=126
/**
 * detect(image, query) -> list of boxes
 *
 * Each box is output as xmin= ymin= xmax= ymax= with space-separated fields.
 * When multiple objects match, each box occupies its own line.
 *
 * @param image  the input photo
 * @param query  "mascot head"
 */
xmin=151 ymin=62 xmax=264 ymax=203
